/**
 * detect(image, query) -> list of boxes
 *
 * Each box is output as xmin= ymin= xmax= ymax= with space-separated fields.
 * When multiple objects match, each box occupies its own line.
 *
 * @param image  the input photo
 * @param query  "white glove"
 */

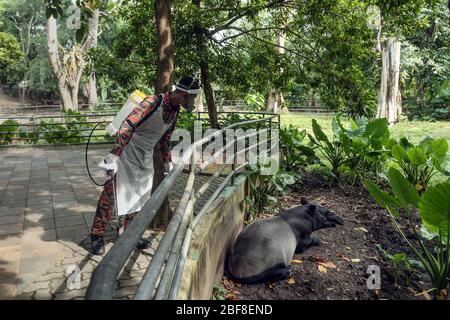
xmin=98 ymin=153 xmax=120 ymax=177
xmin=164 ymin=162 xmax=173 ymax=175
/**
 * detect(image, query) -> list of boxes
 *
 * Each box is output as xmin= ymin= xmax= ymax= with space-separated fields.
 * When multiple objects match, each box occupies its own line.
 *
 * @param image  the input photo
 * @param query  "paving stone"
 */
xmin=1 ymin=199 xmax=27 ymax=207
xmin=0 ymin=214 xmax=24 ymax=226
xmin=19 ymin=253 xmax=57 ymax=275
xmin=50 ymin=278 xmax=67 ymax=292
xmin=81 ymin=272 xmax=92 ymax=281
xmin=0 ymin=223 xmax=23 ymax=236
xmin=0 ymin=234 xmax=23 ymax=248
xmin=33 ymin=289 xmax=53 ymax=300
xmin=114 ymin=286 xmax=137 ymax=299
xmin=119 ymin=277 xmax=143 ymax=288
xmin=24 ymin=218 xmax=55 ymax=231
xmin=36 ymin=272 xmax=65 ymax=282
xmin=27 ymin=197 xmax=52 ymax=206
xmin=0 ymin=206 xmax=26 ymax=216
xmin=53 ymin=201 xmax=79 ymax=211
xmin=54 ymin=289 xmax=86 ymax=300
xmin=56 ymin=225 xmax=88 ymax=240
xmin=22 ymin=281 xmax=51 ymax=294
xmin=55 ymin=215 xmax=85 ymax=228
xmin=12 ymin=293 xmax=34 ymax=300
xmin=61 ymin=255 xmax=87 ymax=265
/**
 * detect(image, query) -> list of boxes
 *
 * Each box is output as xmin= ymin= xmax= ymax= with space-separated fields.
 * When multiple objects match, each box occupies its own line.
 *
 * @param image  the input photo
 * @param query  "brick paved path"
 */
xmin=0 ymin=146 xmax=224 ymax=300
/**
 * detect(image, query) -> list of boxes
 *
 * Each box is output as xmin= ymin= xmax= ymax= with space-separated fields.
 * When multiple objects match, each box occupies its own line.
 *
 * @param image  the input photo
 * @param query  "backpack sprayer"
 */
xmin=84 ymin=90 xmax=147 ymax=234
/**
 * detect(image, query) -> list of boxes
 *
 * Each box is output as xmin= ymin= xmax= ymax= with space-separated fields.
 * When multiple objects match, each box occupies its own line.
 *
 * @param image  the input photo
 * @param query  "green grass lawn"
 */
xmin=280 ymin=113 xmax=450 ymax=145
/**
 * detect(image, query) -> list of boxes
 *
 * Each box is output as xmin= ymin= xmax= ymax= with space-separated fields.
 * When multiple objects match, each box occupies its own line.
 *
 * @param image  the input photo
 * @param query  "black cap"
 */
xmin=176 ymin=76 xmax=201 ymax=91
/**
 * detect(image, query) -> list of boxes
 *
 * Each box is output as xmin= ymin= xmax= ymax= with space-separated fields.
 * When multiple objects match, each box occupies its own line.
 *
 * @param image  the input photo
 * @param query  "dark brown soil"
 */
xmin=221 ymin=174 xmax=442 ymax=300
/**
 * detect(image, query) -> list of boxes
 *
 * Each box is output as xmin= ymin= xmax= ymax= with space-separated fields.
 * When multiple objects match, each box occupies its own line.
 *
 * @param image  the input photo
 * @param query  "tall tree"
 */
xmin=193 ymin=0 xmax=220 ymax=128
xmin=152 ymin=0 xmax=174 ymax=227
xmin=44 ymin=0 xmax=100 ymax=110
xmin=1 ymin=0 xmax=42 ymax=103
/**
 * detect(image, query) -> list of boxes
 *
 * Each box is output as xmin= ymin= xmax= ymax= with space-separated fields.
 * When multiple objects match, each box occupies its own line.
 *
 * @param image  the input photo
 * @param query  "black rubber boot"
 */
xmin=136 ymin=238 xmax=150 ymax=250
xmin=90 ymin=234 xmax=105 ymax=255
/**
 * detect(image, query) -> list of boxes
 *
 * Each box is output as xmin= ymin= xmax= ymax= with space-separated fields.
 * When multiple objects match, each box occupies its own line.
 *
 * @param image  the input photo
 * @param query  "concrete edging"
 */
xmin=177 ymin=174 xmax=250 ymax=300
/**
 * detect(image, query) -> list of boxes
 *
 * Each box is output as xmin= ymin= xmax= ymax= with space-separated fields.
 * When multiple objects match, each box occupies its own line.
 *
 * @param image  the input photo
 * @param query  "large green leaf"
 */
xmin=387 ymin=168 xmax=420 ymax=208
xmin=419 ymin=182 xmax=450 ymax=239
xmin=364 ymin=179 xmax=401 ymax=216
xmin=407 ymin=147 xmax=426 ymax=165
xmin=391 ymin=144 xmax=409 ymax=162
xmin=364 ymin=118 xmax=389 ymax=138
xmin=312 ymin=119 xmax=330 ymax=145
xmin=431 ymin=138 xmax=448 ymax=157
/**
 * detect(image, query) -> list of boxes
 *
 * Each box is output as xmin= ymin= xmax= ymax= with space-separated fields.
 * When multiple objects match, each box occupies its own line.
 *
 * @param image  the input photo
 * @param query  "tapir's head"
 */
xmin=300 ymin=197 xmax=344 ymax=231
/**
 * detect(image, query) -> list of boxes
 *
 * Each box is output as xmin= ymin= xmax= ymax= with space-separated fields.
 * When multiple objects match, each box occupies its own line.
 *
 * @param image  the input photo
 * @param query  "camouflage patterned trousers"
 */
xmin=90 ymin=177 xmax=136 ymax=236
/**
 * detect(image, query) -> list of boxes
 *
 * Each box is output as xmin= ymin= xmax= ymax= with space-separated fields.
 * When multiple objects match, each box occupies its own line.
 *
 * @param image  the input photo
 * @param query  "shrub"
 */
xmin=308 ymin=116 xmax=390 ymax=182
xmin=389 ymin=135 xmax=449 ymax=193
xmin=280 ymin=124 xmax=318 ymax=174
xmin=365 ymin=168 xmax=450 ymax=299
xmin=245 ymin=160 xmax=296 ymax=222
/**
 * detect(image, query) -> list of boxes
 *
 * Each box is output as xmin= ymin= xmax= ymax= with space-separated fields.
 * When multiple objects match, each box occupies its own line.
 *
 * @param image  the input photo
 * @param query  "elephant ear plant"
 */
xmin=280 ymin=124 xmax=318 ymax=174
xmin=364 ymin=168 xmax=450 ymax=299
xmin=390 ymin=136 xmax=449 ymax=193
xmin=308 ymin=116 xmax=389 ymax=182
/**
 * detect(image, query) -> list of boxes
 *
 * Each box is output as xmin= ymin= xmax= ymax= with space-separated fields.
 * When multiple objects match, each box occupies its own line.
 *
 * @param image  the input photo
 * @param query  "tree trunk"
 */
xmin=47 ymin=15 xmax=83 ymax=111
xmin=152 ymin=0 xmax=174 ymax=229
xmin=200 ymin=61 xmax=220 ymax=128
xmin=193 ymin=0 xmax=220 ymax=129
xmin=155 ymin=0 xmax=174 ymax=93
xmin=377 ymin=38 xmax=401 ymax=125
xmin=266 ymin=29 xmax=285 ymax=113
xmin=87 ymin=9 xmax=99 ymax=106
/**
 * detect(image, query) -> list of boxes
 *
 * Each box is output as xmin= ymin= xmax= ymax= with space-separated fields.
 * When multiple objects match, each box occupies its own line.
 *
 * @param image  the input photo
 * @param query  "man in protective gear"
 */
xmin=90 ymin=76 xmax=201 ymax=255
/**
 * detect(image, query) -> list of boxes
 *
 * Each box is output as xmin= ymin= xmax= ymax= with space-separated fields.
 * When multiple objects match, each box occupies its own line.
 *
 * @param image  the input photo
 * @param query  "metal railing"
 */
xmin=0 ymin=113 xmax=117 ymax=146
xmin=0 ymin=111 xmax=276 ymax=146
xmin=86 ymin=113 xmax=280 ymax=300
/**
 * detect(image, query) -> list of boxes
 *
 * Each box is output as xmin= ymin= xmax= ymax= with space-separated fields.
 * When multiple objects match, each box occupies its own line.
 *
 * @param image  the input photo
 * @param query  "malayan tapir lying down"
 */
xmin=227 ymin=198 xmax=344 ymax=284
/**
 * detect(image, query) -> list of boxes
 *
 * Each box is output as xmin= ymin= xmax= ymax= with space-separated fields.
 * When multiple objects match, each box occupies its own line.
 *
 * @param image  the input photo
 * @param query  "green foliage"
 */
xmin=389 ymin=135 xmax=449 ymax=192
xmin=243 ymin=92 xmax=265 ymax=111
xmin=401 ymin=1 xmax=450 ymax=121
xmin=376 ymin=245 xmax=419 ymax=286
xmin=245 ymin=160 xmax=296 ymax=222
xmin=0 ymin=32 xmax=25 ymax=85
xmin=308 ymin=116 xmax=390 ymax=181
xmin=280 ymin=124 xmax=318 ymax=173
xmin=0 ymin=120 xmax=20 ymax=145
xmin=419 ymin=182 xmax=450 ymax=239
xmin=364 ymin=168 xmax=450 ymax=298
xmin=211 ymin=283 xmax=229 ymax=300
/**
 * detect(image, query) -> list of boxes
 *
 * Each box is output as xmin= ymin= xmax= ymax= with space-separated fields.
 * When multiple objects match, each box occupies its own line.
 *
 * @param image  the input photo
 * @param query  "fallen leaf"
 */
xmin=345 ymin=247 xmax=351 ymax=250
xmin=290 ymin=259 xmax=303 ymax=264
xmin=225 ymin=293 xmax=237 ymax=300
xmin=318 ymin=261 xmax=337 ymax=269
xmin=354 ymin=226 xmax=369 ymax=233
xmin=311 ymin=257 xmax=336 ymax=269
xmin=351 ymin=259 xmax=361 ymax=263
xmin=318 ymin=265 xmax=328 ymax=273
xmin=336 ymin=252 xmax=350 ymax=262
xmin=267 ymin=283 xmax=273 ymax=289
xmin=287 ymin=277 xmax=296 ymax=285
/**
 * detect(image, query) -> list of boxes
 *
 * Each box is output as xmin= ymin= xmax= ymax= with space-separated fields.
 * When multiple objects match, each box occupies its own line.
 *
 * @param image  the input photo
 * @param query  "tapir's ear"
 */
xmin=300 ymin=197 xmax=308 ymax=205
xmin=306 ymin=204 xmax=316 ymax=214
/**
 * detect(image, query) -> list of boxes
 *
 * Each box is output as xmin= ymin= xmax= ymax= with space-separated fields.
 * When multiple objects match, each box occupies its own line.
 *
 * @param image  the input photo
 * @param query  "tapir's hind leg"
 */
xmin=232 ymin=263 xmax=289 ymax=284
xmin=266 ymin=265 xmax=290 ymax=283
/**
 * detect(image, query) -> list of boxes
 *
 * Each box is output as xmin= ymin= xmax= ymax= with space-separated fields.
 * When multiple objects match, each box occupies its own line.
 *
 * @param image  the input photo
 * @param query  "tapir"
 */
xmin=227 ymin=198 xmax=344 ymax=284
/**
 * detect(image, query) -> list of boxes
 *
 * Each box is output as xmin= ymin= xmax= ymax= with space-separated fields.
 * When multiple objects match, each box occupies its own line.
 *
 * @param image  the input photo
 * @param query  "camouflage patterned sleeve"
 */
xmin=110 ymin=96 xmax=158 ymax=157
